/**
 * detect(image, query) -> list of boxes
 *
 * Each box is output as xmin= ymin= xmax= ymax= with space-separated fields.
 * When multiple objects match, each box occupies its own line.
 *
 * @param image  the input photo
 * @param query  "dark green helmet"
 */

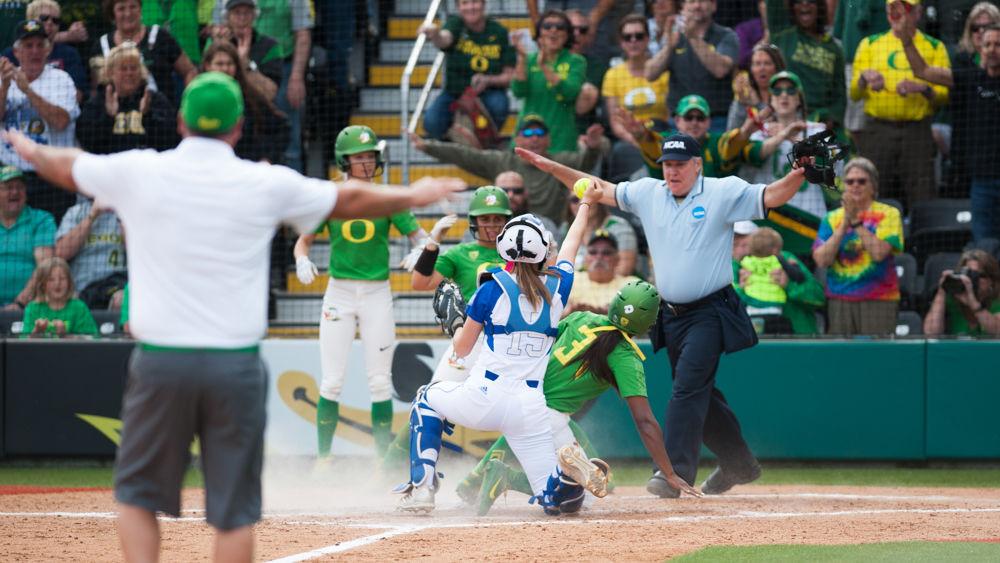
xmin=468 ymin=185 xmax=512 ymax=238
xmin=609 ymin=280 xmax=660 ymax=336
xmin=334 ymin=125 xmax=382 ymax=170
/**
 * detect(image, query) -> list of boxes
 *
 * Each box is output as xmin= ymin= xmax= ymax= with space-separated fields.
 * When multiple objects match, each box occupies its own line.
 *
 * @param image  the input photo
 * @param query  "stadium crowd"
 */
xmin=0 ymin=0 xmax=997 ymax=338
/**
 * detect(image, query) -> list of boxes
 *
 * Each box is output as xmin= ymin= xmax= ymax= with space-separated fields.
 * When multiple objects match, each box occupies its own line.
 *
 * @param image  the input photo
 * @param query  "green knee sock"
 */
xmin=507 ymin=467 xmax=533 ymax=495
xmin=316 ymin=397 xmax=340 ymax=458
xmin=381 ymin=425 xmax=411 ymax=470
xmin=459 ymin=436 xmax=515 ymax=494
xmin=371 ymin=399 xmax=394 ymax=457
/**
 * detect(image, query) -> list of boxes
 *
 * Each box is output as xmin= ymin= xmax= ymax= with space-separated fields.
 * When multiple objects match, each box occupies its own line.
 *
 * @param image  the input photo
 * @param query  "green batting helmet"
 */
xmin=334 ymin=125 xmax=383 ymax=170
xmin=609 ymin=280 xmax=660 ymax=336
xmin=468 ymin=185 xmax=512 ymax=238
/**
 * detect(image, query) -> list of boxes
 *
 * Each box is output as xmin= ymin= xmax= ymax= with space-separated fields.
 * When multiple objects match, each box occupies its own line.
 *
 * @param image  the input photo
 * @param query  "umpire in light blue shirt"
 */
xmin=516 ymin=133 xmax=808 ymax=496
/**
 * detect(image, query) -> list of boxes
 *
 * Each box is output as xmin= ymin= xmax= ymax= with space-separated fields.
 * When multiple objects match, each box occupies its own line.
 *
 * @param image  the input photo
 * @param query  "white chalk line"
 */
xmin=616 ymin=492 xmax=997 ymax=502
xmin=263 ymin=507 xmax=1000 ymax=562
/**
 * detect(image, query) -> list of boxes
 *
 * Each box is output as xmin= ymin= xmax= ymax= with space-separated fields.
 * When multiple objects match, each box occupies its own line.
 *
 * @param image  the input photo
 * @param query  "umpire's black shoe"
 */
xmin=701 ymin=462 xmax=762 ymax=495
xmin=645 ymin=470 xmax=680 ymax=498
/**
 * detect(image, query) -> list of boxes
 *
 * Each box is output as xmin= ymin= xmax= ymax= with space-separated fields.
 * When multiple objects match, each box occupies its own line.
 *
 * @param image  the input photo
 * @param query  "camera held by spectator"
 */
xmin=941 ymin=267 xmax=981 ymax=296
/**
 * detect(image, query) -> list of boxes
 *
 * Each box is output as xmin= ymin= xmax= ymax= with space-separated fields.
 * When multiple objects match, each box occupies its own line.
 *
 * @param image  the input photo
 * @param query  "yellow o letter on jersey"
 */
xmin=341 ymin=219 xmax=376 ymax=243
xmin=470 ymin=54 xmax=489 ymax=72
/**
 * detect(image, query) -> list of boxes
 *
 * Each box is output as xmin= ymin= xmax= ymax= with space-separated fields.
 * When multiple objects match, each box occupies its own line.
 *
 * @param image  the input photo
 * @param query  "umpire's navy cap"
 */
xmin=656 ymin=133 xmax=701 ymax=163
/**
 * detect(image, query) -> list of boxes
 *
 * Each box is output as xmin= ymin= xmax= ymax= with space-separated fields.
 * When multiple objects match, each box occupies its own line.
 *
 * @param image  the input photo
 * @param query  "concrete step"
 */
xmin=349 ymin=112 xmax=517 ymax=138
xmin=273 ymin=292 xmax=438 ymax=324
xmin=388 ymin=17 xmax=531 ymax=40
xmin=369 ymin=64 xmax=442 ymax=87
xmin=379 ymin=39 xmax=438 ymax=64
xmin=359 ymin=87 xmax=521 ymax=115
xmin=394 ymin=0 xmax=529 ymax=14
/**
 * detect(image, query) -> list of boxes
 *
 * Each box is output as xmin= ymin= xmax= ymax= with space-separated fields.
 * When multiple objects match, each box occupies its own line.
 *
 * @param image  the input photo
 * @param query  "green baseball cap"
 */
xmin=180 ymin=72 xmax=244 ymax=135
xmin=0 ymin=165 xmax=23 ymax=182
xmin=769 ymin=70 xmax=803 ymax=91
xmin=675 ymin=94 xmax=711 ymax=117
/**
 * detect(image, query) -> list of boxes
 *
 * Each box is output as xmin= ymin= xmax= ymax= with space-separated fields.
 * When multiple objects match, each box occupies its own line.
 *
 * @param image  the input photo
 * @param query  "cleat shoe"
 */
xmin=701 ymin=462 xmax=762 ymax=495
xmin=645 ymin=470 xmax=680 ymax=498
xmin=455 ymin=474 xmax=481 ymax=507
xmin=557 ymin=445 xmax=609 ymax=498
xmin=475 ymin=459 xmax=510 ymax=516
xmin=397 ymin=484 xmax=436 ymax=513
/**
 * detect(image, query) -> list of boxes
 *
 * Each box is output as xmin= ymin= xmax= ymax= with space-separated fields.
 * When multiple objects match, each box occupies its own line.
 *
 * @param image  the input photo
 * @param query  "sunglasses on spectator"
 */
xmin=38 ymin=14 xmax=61 ymax=24
xmin=792 ymin=0 xmax=818 ymax=4
xmin=541 ymin=22 xmax=568 ymax=31
xmin=621 ymin=32 xmax=647 ymax=42
xmin=844 ymin=177 xmax=868 ymax=185
xmin=501 ymin=186 xmax=526 ymax=195
xmin=680 ymin=113 xmax=708 ymax=122
xmin=519 ymin=127 xmax=547 ymax=137
xmin=971 ymin=24 xmax=992 ymax=34
xmin=587 ymin=248 xmax=615 ymax=256
xmin=573 ymin=25 xmax=589 ymax=34
xmin=770 ymin=85 xmax=798 ymax=96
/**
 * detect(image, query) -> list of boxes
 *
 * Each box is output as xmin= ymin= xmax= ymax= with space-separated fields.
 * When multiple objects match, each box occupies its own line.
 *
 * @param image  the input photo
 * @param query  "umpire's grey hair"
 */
xmin=843 ymin=156 xmax=879 ymax=198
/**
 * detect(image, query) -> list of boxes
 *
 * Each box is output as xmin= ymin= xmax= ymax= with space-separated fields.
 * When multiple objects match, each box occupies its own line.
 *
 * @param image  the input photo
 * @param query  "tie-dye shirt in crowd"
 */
xmin=812 ymin=201 xmax=902 ymax=301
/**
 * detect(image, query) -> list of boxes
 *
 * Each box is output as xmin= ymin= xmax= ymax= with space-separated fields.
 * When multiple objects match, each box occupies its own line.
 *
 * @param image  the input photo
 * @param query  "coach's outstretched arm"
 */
xmin=332 ymin=176 xmax=466 ymax=220
xmin=515 ymin=147 xmax=619 ymax=207
xmin=763 ymin=166 xmax=807 ymax=210
xmin=5 ymin=130 xmax=82 ymax=191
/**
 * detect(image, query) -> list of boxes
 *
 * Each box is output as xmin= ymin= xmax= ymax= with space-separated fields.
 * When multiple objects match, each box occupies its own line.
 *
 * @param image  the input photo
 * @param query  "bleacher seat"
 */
xmin=921 ymin=252 xmax=962 ymax=306
xmin=879 ymin=198 xmax=904 ymax=216
xmin=907 ymin=199 xmax=973 ymax=268
xmin=895 ymin=310 xmax=923 ymax=337
xmin=895 ymin=253 xmax=918 ymax=310
xmin=0 ymin=309 xmax=23 ymax=335
xmin=91 ymin=310 xmax=122 ymax=336
xmin=964 ymin=237 xmax=1000 ymax=257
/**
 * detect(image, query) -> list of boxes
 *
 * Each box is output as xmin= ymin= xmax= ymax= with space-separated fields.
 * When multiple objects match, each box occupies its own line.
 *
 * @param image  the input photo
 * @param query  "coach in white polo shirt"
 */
xmin=4 ymin=72 xmax=463 ymax=562
xmin=517 ymin=133 xmax=806 ymax=497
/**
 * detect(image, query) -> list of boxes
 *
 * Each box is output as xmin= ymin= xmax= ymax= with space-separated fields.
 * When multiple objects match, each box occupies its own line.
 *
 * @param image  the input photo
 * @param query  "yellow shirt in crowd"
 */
xmin=602 ymin=63 xmax=670 ymax=123
xmin=850 ymin=30 xmax=950 ymax=121
xmin=568 ymin=274 xmax=641 ymax=311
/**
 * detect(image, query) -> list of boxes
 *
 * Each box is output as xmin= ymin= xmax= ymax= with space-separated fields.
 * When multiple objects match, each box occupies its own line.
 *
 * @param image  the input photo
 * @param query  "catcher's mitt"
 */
xmin=432 ymin=280 xmax=467 ymax=337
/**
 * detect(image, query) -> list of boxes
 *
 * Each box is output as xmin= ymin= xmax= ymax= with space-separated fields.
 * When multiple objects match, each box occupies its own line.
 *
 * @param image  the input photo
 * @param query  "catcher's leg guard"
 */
xmin=407 ymin=385 xmax=445 ymax=489
xmin=529 ymin=468 xmax=585 ymax=516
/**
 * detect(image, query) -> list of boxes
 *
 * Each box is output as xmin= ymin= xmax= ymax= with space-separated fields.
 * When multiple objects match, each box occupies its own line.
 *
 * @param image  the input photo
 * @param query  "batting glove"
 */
xmin=295 ymin=256 xmax=318 ymax=285
xmin=429 ymin=214 xmax=458 ymax=243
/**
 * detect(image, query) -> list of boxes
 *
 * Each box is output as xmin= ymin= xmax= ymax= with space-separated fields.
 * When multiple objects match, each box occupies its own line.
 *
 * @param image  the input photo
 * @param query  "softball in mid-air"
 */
xmin=574 ymin=178 xmax=591 ymax=200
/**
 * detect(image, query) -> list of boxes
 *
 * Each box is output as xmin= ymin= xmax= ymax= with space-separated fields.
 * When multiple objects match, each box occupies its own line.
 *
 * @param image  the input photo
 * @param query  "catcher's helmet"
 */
xmin=334 ymin=125 xmax=383 ymax=170
xmin=468 ymin=185 xmax=512 ymax=239
xmin=609 ymin=280 xmax=660 ymax=336
xmin=497 ymin=213 xmax=550 ymax=264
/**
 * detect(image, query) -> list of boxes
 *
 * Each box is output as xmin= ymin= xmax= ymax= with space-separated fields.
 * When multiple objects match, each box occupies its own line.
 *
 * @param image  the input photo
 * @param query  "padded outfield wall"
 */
xmin=1 ymin=340 xmax=998 ymax=459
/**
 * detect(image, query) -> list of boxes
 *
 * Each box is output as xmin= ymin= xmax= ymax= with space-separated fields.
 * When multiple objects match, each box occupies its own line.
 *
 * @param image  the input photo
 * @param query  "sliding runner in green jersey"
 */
xmin=459 ymin=280 xmax=700 ymax=514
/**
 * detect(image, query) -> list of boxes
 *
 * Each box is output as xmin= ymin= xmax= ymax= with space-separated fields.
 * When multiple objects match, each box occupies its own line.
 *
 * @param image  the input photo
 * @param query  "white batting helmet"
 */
xmin=497 ymin=214 xmax=551 ymax=264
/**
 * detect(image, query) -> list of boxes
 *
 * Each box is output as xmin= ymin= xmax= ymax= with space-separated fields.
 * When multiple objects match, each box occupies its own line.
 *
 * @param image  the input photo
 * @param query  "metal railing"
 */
xmin=400 ymin=0 xmax=446 ymax=184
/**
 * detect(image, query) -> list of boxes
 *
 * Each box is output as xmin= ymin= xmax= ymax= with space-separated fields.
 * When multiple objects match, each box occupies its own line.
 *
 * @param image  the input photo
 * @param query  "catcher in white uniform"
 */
xmin=395 ymin=180 xmax=610 ymax=515
xmin=293 ymin=125 xmax=428 ymax=458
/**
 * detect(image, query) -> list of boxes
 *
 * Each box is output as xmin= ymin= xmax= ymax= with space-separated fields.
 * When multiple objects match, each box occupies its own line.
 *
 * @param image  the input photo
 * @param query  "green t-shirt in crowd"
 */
xmin=510 ymin=48 xmax=587 ymax=153
xmin=319 ymin=212 xmax=420 ymax=281
xmin=142 ymin=0 xmax=202 ymax=64
xmin=0 ymin=207 xmax=56 ymax=305
xmin=434 ymin=241 xmax=504 ymax=301
xmin=441 ymin=15 xmax=515 ymax=97
xmin=771 ymin=27 xmax=847 ymax=124
xmin=945 ymin=295 xmax=1000 ymax=336
xmin=22 ymin=298 xmax=98 ymax=336
xmin=543 ymin=311 xmax=647 ymax=414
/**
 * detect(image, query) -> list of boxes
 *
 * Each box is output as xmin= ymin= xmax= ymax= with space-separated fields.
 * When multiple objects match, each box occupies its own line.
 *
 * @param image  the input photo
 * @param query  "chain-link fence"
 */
xmin=1 ymin=0 xmax=996 ymax=340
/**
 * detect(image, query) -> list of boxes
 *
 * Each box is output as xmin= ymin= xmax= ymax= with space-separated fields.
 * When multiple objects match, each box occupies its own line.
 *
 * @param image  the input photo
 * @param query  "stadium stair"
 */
xmin=271 ymin=1 xmax=531 ymax=338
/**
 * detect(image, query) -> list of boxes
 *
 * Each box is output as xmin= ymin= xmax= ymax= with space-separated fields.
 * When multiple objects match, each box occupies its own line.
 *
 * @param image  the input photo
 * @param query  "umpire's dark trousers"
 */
xmin=654 ymin=287 xmax=757 ymax=485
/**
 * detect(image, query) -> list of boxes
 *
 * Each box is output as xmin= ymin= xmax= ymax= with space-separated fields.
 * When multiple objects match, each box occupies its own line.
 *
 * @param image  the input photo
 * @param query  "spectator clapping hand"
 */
xmin=860 ymin=69 xmax=885 ymax=92
xmin=579 ymin=123 xmax=605 ymax=150
xmin=408 ymin=132 xmax=428 ymax=152
xmin=62 ymin=21 xmax=88 ymax=44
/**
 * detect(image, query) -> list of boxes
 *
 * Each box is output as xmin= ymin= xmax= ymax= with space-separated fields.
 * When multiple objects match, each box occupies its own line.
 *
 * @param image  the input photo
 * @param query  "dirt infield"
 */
xmin=2 ymin=471 xmax=999 ymax=562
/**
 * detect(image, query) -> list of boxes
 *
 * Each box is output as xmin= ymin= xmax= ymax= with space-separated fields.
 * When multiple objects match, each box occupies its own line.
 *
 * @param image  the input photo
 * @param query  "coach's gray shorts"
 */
xmin=114 ymin=345 xmax=268 ymax=530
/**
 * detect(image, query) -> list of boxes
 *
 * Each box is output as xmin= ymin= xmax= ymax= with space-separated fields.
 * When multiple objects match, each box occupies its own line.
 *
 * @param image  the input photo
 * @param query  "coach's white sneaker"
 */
xmin=557 ymin=444 xmax=610 ymax=498
xmin=397 ymin=484 xmax=435 ymax=513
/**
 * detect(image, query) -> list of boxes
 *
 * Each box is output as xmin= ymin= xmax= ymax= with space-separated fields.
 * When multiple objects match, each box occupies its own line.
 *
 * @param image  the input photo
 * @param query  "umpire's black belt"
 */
xmin=662 ymin=287 xmax=727 ymax=316
xmin=485 ymin=370 xmax=539 ymax=388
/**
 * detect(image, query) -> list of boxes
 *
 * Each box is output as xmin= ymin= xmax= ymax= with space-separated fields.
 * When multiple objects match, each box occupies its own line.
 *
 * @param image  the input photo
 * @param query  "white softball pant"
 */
xmin=425 ymin=370 xmax=556 ymax=495
xmin=318 ymin=278 xmax=395 ymax=402
xmin=430 ymin=334 xmax=484 ymax=383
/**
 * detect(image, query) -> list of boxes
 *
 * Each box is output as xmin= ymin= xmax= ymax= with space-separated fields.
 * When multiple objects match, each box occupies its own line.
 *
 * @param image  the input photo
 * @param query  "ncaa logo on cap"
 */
xmin=663 ymin=140 xmax=686 ymax=150
xmin=692 ymin=206 xmax=706 ymax=220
